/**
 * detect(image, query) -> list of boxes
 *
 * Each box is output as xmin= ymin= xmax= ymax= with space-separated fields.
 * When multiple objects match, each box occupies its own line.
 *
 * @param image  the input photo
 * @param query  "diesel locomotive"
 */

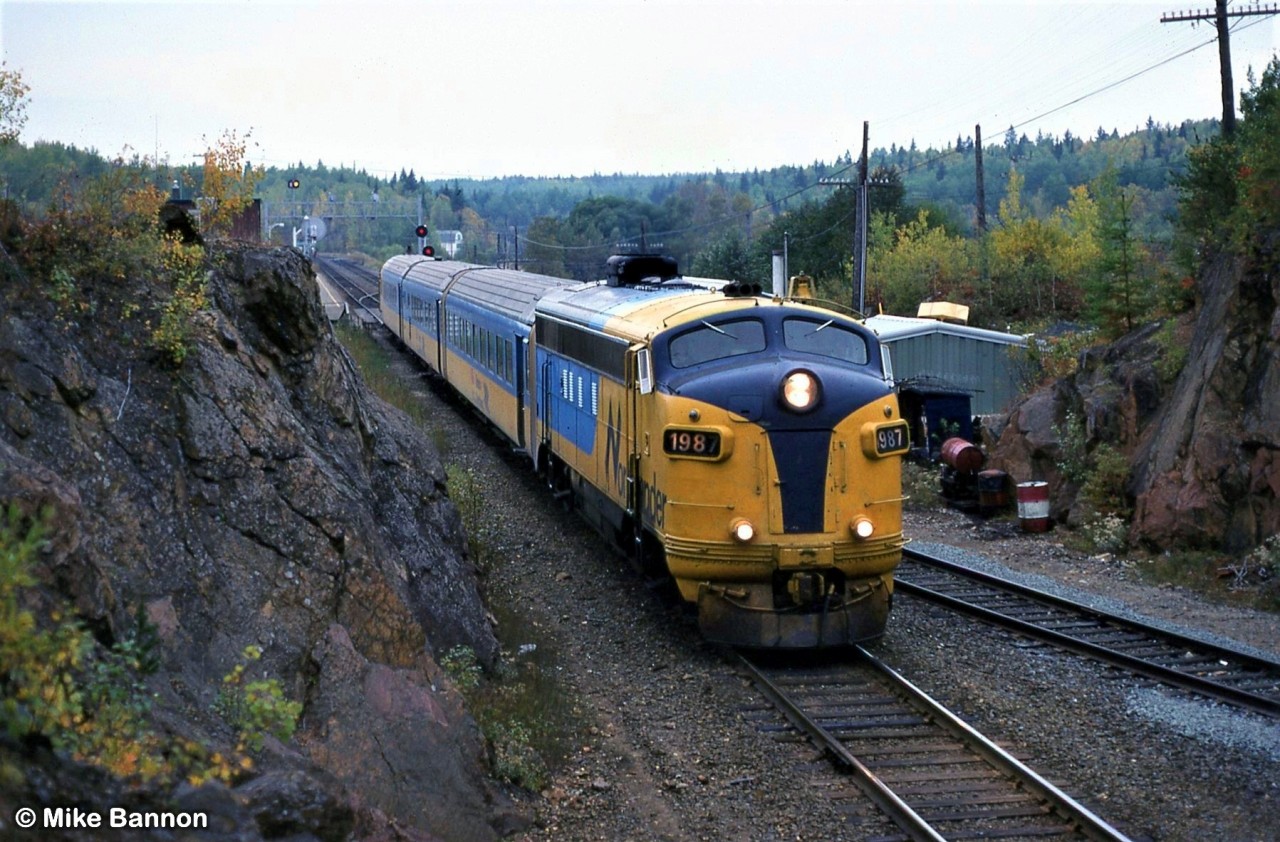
xmin=380 ymin=253 xmax=909 ymax=648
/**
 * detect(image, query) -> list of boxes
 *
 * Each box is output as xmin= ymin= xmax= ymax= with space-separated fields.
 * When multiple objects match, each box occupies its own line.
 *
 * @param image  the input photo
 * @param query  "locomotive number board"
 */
xmin=663 ymin=428 xmax=722 ymax=458
xmin=860 ymin=420 xmax=911 ymax=458
xmin=875 ymin=423 xmax=908 ymax=454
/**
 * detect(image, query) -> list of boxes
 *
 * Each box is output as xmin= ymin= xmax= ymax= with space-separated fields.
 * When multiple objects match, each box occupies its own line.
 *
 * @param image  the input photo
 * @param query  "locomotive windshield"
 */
xmin=665 ymin=315 xmax=875 ymax=370
xmin=669 ymin=318 xmax=766 ymax=368
xmin=782 ymin=317 xmax=870 ymax=365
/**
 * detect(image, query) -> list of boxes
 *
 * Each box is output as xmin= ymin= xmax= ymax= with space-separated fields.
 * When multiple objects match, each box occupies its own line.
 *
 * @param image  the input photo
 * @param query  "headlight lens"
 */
xmin=780 ymin=370 xmax=820 ymax=412
xmin=730 ymin=518 xmax=755 ymax=543
xmin=851 ymin=516 xmax=875 ymax=540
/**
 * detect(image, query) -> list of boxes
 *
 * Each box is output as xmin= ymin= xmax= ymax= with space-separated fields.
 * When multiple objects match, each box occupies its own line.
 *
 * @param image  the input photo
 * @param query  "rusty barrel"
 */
xmin=977 ymin=469 xmax=1008 ymax=511
xmin=1015 ymin=481 xmax=1051 ymax=532
xmin=940 ymin=437 xmax=985 ymax=473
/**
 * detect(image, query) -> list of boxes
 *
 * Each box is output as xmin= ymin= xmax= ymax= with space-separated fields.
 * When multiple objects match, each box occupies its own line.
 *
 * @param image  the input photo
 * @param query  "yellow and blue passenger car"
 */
xmin=381 ymin=253 xmax=909 ymax=648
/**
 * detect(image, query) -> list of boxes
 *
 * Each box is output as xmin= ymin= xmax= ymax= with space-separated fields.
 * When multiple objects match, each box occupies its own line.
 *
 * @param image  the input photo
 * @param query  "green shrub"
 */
xmin=485 ymin=719 xmax=548 ymax=792
xmin=1078 ymin=442 xmax=1131 ymax=519
xmin=214 ymin=644 xmax=302 ymax=753
xmin=1152 ymin=319 xmax=1189 ymax=386
xmin=1053 ymin=409 xmax=1089 ymax=486
xmin=440 ymin=645 xmax=482 ymax=691
xmin=1 ymin=507 xmax=289 ymax=785
xmin=901 ymin=459 xmax=941 ymax=510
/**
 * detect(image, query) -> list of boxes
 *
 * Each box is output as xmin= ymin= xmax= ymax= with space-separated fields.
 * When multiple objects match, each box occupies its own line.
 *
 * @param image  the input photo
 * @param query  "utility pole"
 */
xmin=973 ymin=124 xmax=986 ymax=234
xmin=854 ymin=121 xmax=869 ymax=314
xmin=974 ymin=124 xmax=991 ymax=300
xmin=1161 ymin=1 xmax=1280 ymax=138
xmin=818 ymin=121 xmax=891 ymax=314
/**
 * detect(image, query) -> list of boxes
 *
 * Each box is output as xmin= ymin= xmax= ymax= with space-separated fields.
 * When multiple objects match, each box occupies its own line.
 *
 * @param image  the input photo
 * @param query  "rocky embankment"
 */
xmin=990 ymin=235 xmax=1280 ymax=553
xmin=0 ymin=244 xmax=509 ymax=840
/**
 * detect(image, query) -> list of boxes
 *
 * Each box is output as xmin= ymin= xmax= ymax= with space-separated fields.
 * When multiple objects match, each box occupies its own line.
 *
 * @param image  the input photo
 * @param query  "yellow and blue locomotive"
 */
xmin=381 ymin=253 xmax=909 ymax=648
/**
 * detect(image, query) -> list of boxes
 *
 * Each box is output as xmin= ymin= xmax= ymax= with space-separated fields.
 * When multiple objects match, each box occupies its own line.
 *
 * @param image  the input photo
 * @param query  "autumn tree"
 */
xmin=199 ymin=129 xmax=264 ymax=236
xmin=989 ymin=167 xmax=1073 ymax=320
xmin=867 ymin=209 xmax=976 ymax=317
xmin=0 ymin=62 xmax=29 ymax=145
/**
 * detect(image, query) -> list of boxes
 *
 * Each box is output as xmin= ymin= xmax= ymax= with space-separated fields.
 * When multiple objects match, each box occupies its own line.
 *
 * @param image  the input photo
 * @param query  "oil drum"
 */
xmin=940 ymin=437 xmax=985 ymax=473
xmin=977 ymin=469 xmax=1008 ymax=512
xmin=1015 ymin=481 xmax=1051 ymax=532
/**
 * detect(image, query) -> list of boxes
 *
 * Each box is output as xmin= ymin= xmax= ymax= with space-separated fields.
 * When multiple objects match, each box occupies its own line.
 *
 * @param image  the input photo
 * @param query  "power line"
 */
xmin=1161 ymin=1 xmax=1280 ymax=136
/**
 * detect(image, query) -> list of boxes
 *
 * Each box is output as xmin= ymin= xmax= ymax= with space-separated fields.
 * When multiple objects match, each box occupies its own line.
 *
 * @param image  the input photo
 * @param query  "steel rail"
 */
xmin=313 ymin=256 xmax=384 ymax=325
xmin=896 ymin=548 xmax=1280 ymax=718
xmin=740 ymin=650 xmax=1133 ymax=842
xmin=739 ymin=653 xmax=946 ymax=842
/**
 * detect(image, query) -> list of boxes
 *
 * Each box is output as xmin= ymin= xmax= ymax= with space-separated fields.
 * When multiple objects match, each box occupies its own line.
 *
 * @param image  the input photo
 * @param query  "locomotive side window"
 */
xmin=782 ymin=318 xmax=869 ymax=365
xmin=669 ymin=319 xmax=766 ymax=369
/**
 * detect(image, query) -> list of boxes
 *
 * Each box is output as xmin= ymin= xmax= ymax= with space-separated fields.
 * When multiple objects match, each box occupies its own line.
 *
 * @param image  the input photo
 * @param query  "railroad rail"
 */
xmin=895 ymin=547 xmax=1280 ymax=718
xmin=740 ymin=650 xmax=1132 ymax=842
xmin=313 ymin=255 xmax=383 ymax=326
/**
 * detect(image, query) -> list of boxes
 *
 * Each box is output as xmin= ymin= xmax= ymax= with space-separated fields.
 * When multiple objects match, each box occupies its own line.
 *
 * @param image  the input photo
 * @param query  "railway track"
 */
xmin=313 ymin=255 xmax=383 ymax=326
xmin=894 ymin=547 xmax=1280 ymax=718
xmin=740 ymin=650 xmax=1132 ymax=842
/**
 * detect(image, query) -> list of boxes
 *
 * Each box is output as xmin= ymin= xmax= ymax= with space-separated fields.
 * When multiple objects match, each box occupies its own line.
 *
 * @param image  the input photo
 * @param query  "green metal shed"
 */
xmin=865 ymin=314 xmax=1029 ymax=416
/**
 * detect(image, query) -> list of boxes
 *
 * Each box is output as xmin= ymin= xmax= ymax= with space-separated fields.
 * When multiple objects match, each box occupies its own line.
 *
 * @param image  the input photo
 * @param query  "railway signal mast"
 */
xmin=1160 ymin=1 xmax=1280 ymax=138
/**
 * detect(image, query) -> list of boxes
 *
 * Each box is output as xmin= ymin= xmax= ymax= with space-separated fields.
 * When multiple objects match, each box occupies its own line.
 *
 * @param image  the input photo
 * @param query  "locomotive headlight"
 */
xmin=850 ymin=516 xmax=875 ymax=541
xmin=780 ymin=369 xmax=820 ymax=412
xmin=730 ymin=518 xmax=756 ymax=543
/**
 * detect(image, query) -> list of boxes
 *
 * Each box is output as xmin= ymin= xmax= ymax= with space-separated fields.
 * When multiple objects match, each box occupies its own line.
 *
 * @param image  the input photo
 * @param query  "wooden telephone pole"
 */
xmin=1161 ymin=1 xmax=1280 ymax=138
xmin=818 ymin=121 xmax=871 ymax=314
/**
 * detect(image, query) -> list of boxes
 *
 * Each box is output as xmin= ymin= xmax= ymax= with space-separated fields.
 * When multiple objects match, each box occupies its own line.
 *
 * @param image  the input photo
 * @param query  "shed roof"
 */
xmin=865 ymin=314 xmax=1027 ymax=347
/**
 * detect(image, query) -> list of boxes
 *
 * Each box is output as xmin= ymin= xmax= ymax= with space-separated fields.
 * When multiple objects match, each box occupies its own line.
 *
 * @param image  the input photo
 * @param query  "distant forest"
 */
xmin=0 ymin=115 xmax=1223 ymax=332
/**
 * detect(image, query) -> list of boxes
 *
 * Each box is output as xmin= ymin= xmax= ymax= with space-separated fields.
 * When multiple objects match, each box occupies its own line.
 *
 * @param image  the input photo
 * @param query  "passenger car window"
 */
xmin=783 ymin=318 xmax=869 ymax=364
xmin=669 ymin=319 xmax=766 ymax=368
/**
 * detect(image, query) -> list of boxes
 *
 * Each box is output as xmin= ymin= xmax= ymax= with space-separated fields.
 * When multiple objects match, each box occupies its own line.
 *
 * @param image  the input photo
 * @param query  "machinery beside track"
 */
xmin=895 ymin=548 xmax=1280 ymax=718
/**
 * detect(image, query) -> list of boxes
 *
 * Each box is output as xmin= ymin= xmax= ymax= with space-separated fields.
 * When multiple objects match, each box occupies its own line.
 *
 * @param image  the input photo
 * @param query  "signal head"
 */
xmin=415 ymin=224 xmax=429 ymax=238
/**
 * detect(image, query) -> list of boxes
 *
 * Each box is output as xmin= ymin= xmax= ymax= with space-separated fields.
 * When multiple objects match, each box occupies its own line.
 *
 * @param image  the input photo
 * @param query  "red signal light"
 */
xmin=422 ymin=246 xmax=435 ymax=257
xmin=415 ymin=225 xmax=428 ymax=238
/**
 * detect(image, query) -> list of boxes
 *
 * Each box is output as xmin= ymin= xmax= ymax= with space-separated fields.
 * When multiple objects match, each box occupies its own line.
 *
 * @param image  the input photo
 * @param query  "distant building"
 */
xmin=437 ymin=229 xmax=464 ymax=258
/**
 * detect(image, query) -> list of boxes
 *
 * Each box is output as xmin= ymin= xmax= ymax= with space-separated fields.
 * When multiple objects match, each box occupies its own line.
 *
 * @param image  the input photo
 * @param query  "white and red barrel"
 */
xmin=1015 ymin=481 xmax=1051 ymax=532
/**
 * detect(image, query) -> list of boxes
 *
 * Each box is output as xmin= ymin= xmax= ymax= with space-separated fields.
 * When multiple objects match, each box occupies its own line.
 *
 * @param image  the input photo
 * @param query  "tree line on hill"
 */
xmin=4 ymin=54 xmax=1271 ymax=339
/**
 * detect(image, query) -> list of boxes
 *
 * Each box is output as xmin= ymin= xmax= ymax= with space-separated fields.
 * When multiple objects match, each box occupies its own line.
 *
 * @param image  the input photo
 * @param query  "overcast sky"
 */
xmin=2 ymin=1 xmax=1277 ymax=180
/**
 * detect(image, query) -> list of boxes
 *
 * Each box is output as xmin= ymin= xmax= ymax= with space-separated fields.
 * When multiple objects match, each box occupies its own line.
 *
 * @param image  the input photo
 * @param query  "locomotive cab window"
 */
xmin=669 ymin=319 xmax=766 ymax=369
xmin=782 ymin=318 xmax=870 ymax=365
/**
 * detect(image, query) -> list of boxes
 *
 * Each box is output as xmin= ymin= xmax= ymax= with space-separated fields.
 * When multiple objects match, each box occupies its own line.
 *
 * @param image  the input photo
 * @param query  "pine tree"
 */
xmin=1085 ymin=170 xmax=1151 ymax=337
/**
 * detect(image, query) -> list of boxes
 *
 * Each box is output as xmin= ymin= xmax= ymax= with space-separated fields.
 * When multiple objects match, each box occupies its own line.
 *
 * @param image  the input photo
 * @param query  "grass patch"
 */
xmin=902 ymin=458 xmax=941 ymax=510
xmin=1130 ymin=548 xmax=1280 ymax=614
xmin=334 ymin=324 xmax=581 ymax=791
xmin=334 ymin=325 xmax=436 ymax=426
xmin=441 ymin=603 xmax=580 ymax=792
